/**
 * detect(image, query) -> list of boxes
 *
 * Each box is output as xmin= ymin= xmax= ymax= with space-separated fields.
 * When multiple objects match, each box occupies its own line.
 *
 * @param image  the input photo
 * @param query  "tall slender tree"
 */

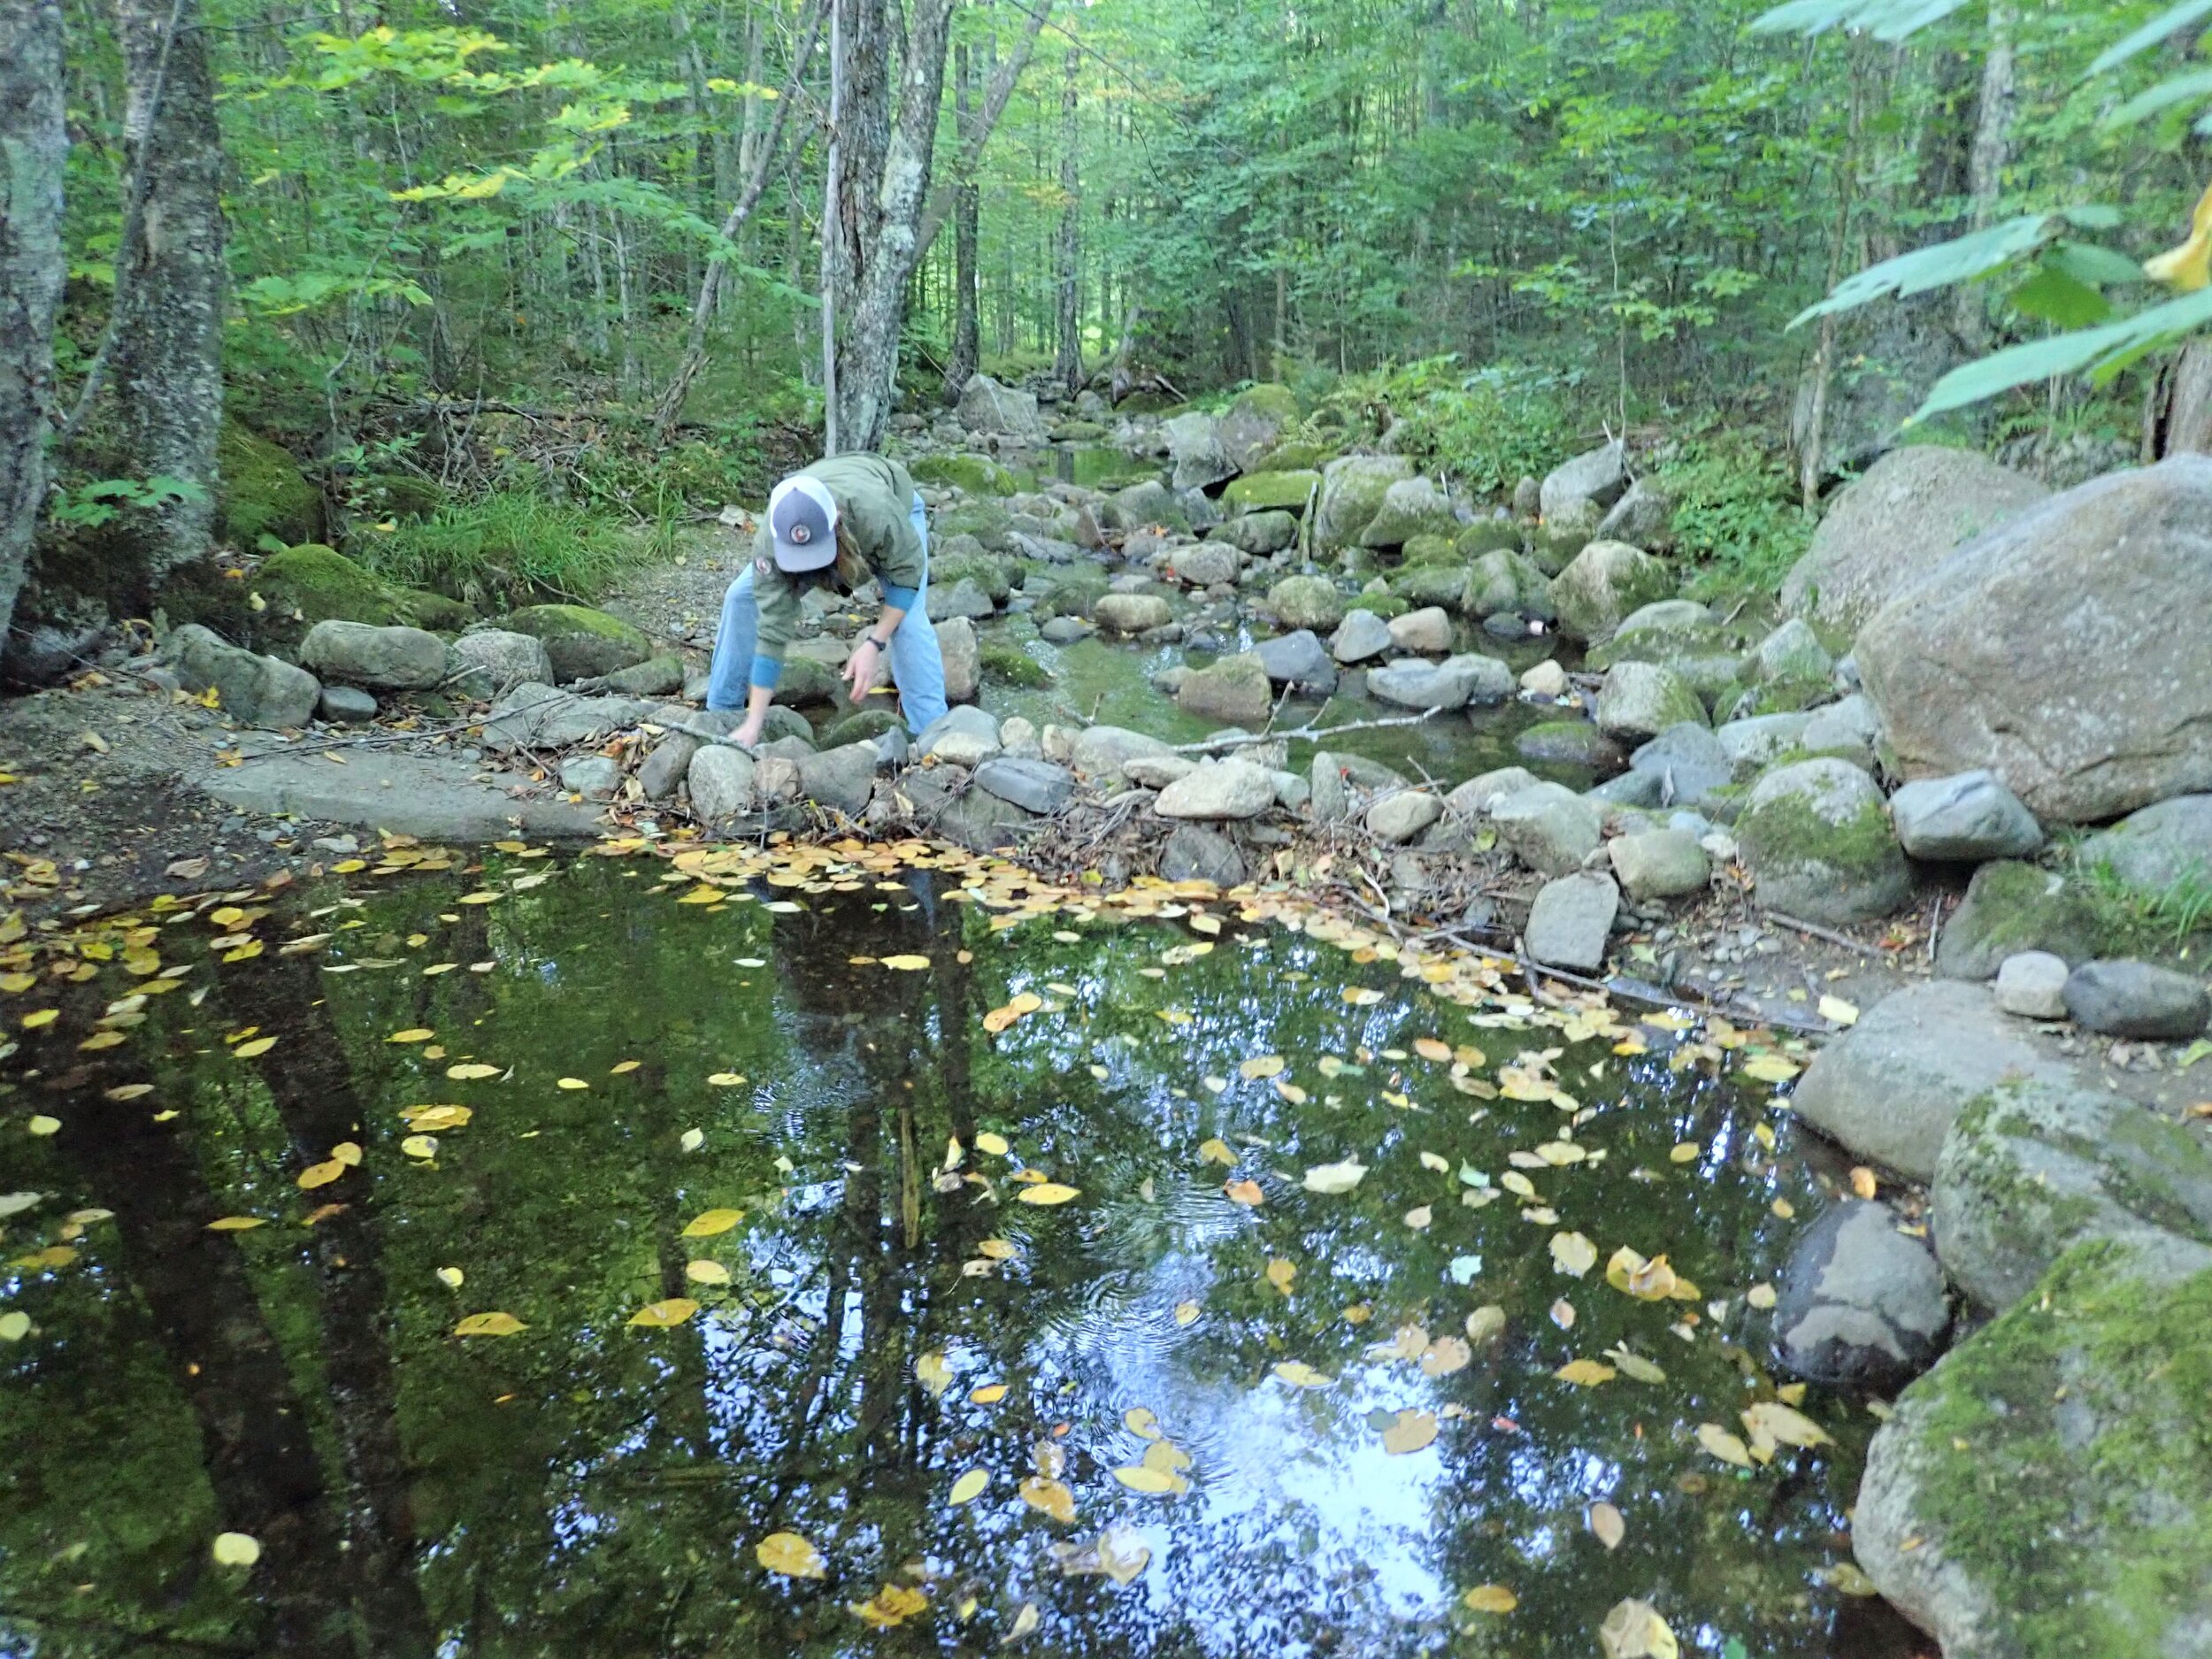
xmin=0 ymin=0 xmax=68 ymax=654
xmin=1052 ymin=44 xmax=1082 ymax=395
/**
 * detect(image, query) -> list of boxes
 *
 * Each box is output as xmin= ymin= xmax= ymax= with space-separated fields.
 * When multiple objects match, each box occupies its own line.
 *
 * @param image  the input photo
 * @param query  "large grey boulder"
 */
xmin=1366 ymin=791 xmax=1444 ymax=845
xmin=1092 ymin=592 xmax=1172 ymax=635
xmin=1890 ymin=771 xmax=2044 ymax=861
xmin=1773 ymin=1201 xmax=1949 ymax=1390
xmin=1857 ymin=457 xmax=2212 ymax=822
xmin=898 ymin=764 xmax=1034 ymax=853
xmin=1267 ymin=575 xmax=1347 ymax=633
xmin=1070 ymin=725 xmax=1173 ymax=781
xmin=165 ymin=625 xmax=321 ymax=729
xmin=1750 ymin=617 xmax=1834 ymax=684
xmin=1780 ymin=444 xmax=2048 ymax=632
xmin=936 ymin=615 xmax=979 ymax=703
xmin=558 ymin=754 xmax=620 ymax=798
xmin=1314 ymin=455 xmax=1414 ymax=550
xmin=687 ymin=746 xmax=757 ymax=821
xmin=1167 ymin=541 xmax=1240 ymax=588
xmin=1463 ymin=549 xmax=1555 ymax=619
xmin=917 ymin=704 xmax=1002 ymax=767
xmin=1156 ymin=759 xmax=1277 ymax=821
xmin=1931 ymin=1079 xmax=2212 ymax=1310
xmin=1594 ymin=661 xmax=1705 ymax=745
xmin=1216 ymin=384 xmax=1297 ymax=472
xmin=2081 ymin=794 xmax=2212 ymax=897
xmin=449 ymin=629 xmax=555 ymax=698
xmin=956 ymin=373 xmax=1046 ymax=442
xmin=319 ymin=684 xmax=376 ymax=724
xmin=1210 ymin=511 xmax=1297 ymax=557
xmin=1736 ymin=757 xmax=1911 ymax=926
xmin=1936 ymin=860 xmax=2116 ymax=981
xmin=2063 ymin=960 xmax=2210 ymax=1041
xmin=1367 ymin=653 xmax=1512 ymax=710
xmin=1254 ymin=630 xmax=1337 ymax=694
xmin=1789 ymin=980 xmax=2059 ymax=1182
xmin=1853 ymin=1236 xmax=2212 ymax=1659
xmin=1164 ymin=411 xmax=1236 ymax=492
xmin=1539 ymin=442 xmax=1627 ymax=522
xmin=973 ymin=756 xmax=1074 ymax=815
xmin=1177 ymin=654 xmax=1274 ymax=726
xmin=1525 ymin=872 xmax=1618 ymax=971
xmin=1549 ymin=540 xmax=1671 ymax=642
xmin=299 ymin=618 xmax=447 ymax=691
xmin=1490 ymin=781 xmax=1602 ymax=877
xmin=638 ymin=733 xmax=699 ymax=802
xmin=1103 ymin=479 xmax=1185 ymax=534
xmin=1595 ymin=477 xmax=1673 ymax=549
xmin=1629 ymin=724 xmax=1733 ymax=808
xmin=796 ymin=741 xmax=879 ymax=817
xmin=480 ymin=684 xmax=653 ymax=753
xmin=1329 ymin=610 xmax=1394 ymax=664
xmin=1360 ymin=477 xmax=1458 ymax=549
xmin=926 ymin=577 xmax=995 ymax=622
xmin=1609 ymin=828 xmax=1710 ymax=901
xmin=1386 ymin=606 xmax=1454 ymax=655
xmin=1716 ymin=712 xmax=1812 ymax=772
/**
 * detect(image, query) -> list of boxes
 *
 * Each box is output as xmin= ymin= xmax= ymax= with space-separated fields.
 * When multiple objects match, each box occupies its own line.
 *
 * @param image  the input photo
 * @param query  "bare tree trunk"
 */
xmin=1953 ymin=1 xmax=2016 ymax=349
xmin=945 ymin=37 xmax=980 ymax=400
xmin=1052 ymin=46 xmax=1081 ymax=396
xmin=910 ymin=0 xmax=1049 ymax=266
xmin=106 ymin=0 xmax=225 ymax=593
xmin=828 ymin=0 xmax=957 ymax=454
xmin=0 ymin=0 xmax=68 ymax=653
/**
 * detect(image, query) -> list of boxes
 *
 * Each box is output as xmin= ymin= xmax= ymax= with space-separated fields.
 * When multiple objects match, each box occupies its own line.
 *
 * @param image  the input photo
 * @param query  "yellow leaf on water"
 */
xmin=682 ymin=1208 xmax=743 ymax=1238
xmin=1465 ymin=1305 xmax=1507 ymax=1342
xmin=1850 ymin=1165 xmax=1879 ymax=1201
xmin=1740 ymin=1054 xmax=1800 ymax=1084
xmin=1174 ymin=1300 xmax=1202 ymax=1325
xmin=20 ymin=1010 xmax=58 ymax=1031
xmin=757 ymin=1531 xmax=827 ymax=1578
xmin=400 ymin=1103 xmax=471 ymax=1132
xmin=1018 ymin=1182 xmax=1081 ymax=1206
xmin=685 ymin=1260 xmax=731 ymax=1285
xmin=1501 ymin=1171 xmax=1536 ymax=1198
xmin=1697 ymin=1423 xmax=1755 ymax=1468
xmin=1588 ymin=1501 xmax=1626 ymax=1549
xmin=446 ymin=1063 xmax=499 ymax=1080
xmin=206 ymin=1216 xmax=265 ymax=1232
xmin=1419 ymin=1150 xmax=1450 ymax=1172
xmin=0 ymin=1310 xmax=30 ymax=1341
xmin=104 ymin=1083 xmax=154 ymax=1102
xmin=1742 ymin=1400 xmax=1833 ymax=1450
xmin=400 ymin=1134 xmax=438 ymax=1158
xmin=611 ymin=1060 xmax=641 ymax=1074
xmin=1462 ymin=1585 xmax=1517 ymax=1614
xmin=457 ymin=891 xmax=502 ymax=905
xmin=296 ymin=1159 xmax=345 ymax=1190
xmin=1403 ymin=1204 xmax=1433 ymax=1231
xmin=628 ymin=1298 xmax=699 ymax=1328
xmin=1747 ymin=1281 xmax=1778 ymax=1310
xmin=1420 ymin=1335 xmax=1471 ymax=1377
xmin=435 ymin=1267 xmax=464 ymax=1288
xmin=1341 ymin=987 xmax=1385 ymax=1005
xmin=1239 ymin=1055 xmax=1285 ymax=1080
xmin=1772 ymin=1197 xmax=1796 ymax=1218
xmin=706 ymin=1072 xmax=745 ymax=1087
xmin=1415 ymin=1038 xmax=1454 ymax=1063
xmin=1112 ymin=1464 xmax=1185 ymax=1494
xmin=330 ymin=1141 xmax=362 ymax=1167
xmin=1550 ymin=1298 xmax=1577 ymax=1329
xmin=849 ymin=1581 xmax=929 ymax=1627
xmin=975 ymin=1132 xmax=1010 ymax=1156
xmin=1555 ymin=1359 xmax=1617 ymax=1386
xmin=917 ymin=1350 xmax=955 ymax=1397
xmin=1125 ymin=1406 xmax=1164 ymax=1440
xmin=1380 ymin=1409 xmax=1439 ymax=1455
xmin=234 ymin=1037 xmax=277 ymax=1058
xmin=1265 ymin=1257 xmax=1297 ymax=1294
xmin=1550 ymin=1231 xmax=1598 ymax=1277
xmin=1271 ymin=1361 xmax=1333 ymax=1388
xmin=1670 ymin=1141 xmax=1701 ymax=1164
xmin=388 ymin=1028 xmax=434 ymax=1043
xmin=557 ymin=1077 xmax=587 ymax=1091
xmin=880 ymin=954 xmax=931 ymax=971
xmin=453 ymin=1311 xmax=526 ymax=1337
xmin=1223 ymin=1179 xmax=1264 ymax=1207
xmin=949 ymin=1468 xmax=989 ymax=1505
xmin=680 ymin=1128 xmax=704 ymax=1152
xmin=970 ymin=1382 xmax=1008 ymax=1404
xmin=978 ymin=1239 xmax=1018 ymax=1260
xmin=1598 ymin=1597 xmax=1679 ymax=1659
xmin=1302 ymin=1161 xmax=1365 ymax=1194
xmin=1019 ymin=1475 xmax=1077 ymax=1522
xmin=1198 ymin=1137 xmax=1236 ymax=1165
xmin=78 ymin=1030 xmax=126 ymax=1051
xmin=211 ymin=1532 xmax=261 ymax=1567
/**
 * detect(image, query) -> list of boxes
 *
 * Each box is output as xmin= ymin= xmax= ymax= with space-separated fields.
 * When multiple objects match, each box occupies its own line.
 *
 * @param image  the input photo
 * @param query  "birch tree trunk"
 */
xmin=1051 ymin=46 xmax=1082 ymax=396
xmin=828 ymin=0 xmax=956 ymax=454
xmin=0 ymin=0 xmax=68 ymax=651
xmin=109 ymin=0 xmax=226 ymax=592
xmin=945 ymin=37 xmax=981 ymax=400
xmin=1953 ymin=2 xmax=2015 ymax=350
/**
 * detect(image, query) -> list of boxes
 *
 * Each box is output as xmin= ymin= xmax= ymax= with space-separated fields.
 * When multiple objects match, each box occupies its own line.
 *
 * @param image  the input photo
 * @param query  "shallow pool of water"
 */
xmin=0 ymin=844 xmax=1916 ymax=1658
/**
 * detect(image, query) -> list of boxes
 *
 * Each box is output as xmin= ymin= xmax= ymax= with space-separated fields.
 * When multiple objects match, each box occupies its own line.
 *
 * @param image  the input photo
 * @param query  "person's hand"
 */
xmin=731 ymin=714 xmax=765 ymax=750
xmin=841 ymin=639 xmax=882 ymax=704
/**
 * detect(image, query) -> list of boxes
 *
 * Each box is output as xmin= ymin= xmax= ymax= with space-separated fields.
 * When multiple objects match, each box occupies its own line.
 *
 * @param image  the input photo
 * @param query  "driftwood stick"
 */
xmin=1169 ymin=705 xmax=1446 ymax=754
xmin=1765 ymin=910 xmax=1887 ymax=959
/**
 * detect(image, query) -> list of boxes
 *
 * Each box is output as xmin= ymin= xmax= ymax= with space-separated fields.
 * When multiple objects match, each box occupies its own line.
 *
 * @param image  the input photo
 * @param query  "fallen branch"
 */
xmin=1169 ymin=705 xmax=1446 ymax=754
xmin=1764 ymin=910 xmax=1888 ymax=959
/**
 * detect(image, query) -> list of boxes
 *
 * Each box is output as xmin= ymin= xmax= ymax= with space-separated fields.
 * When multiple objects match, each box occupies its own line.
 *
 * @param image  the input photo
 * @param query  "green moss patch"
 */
xmin=910 ymin=454 xmax=1018 ymax=495
xmin=980 ymin=640 xmax=1052 ymax=688
xmin=1222 ymin=470 xmax=1321 ymax=513
xmin=217 ymin=422 xmax=324 ymax=549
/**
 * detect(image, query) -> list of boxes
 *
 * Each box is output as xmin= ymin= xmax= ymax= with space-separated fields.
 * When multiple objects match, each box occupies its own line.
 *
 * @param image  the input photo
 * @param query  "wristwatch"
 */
xmin=866 ymin=631 xmax=894 ymax=650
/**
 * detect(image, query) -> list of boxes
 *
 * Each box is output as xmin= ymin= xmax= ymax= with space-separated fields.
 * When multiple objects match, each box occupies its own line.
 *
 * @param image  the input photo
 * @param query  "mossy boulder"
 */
xmin=1936 ymin=859 xmax=2121 ymax=980
xmin=1550 ymin=539 xmax=1675 ymax=642
xmin=980 ymin=639 xmax=1051 ymax=688
xmin=1314 ymin=455 xmax=1415 ymax=550
xmin=931 ymin=553 xmax=1012 ymax=605
xmin=1221 ymin=469 xmax=1321 ymax=515
xmin=1464 ymin=549 xmax=1554 ymax=620
xmin=1034 ymin=570 xmax=1110 ymax=622
xmin=353 ymin=472 xmax=445 ymax=522
xmin=934 ymin=500 xmax=1018 ymax=551
xmin=502 ymin=603 xmax=653 ymax=682
xmin=1737 ymin=757 xmax=1910 ymax=926
xmin=1360 ymin=477 xmax=1458 ymax=549
xmin=910 ymin=453 xmax=1018 ymax=495
xmin=1455 ymin=519 xmax=1522 ymax=558
xmin=217 ymin=422 xmax=323 ymax=549
xmin=1218 ymin=383 xmax=1302 ymax=472
xmin=1253 ymin=439 xmax=1333 ymax=472
xmin=1048 ymin=419 xmax=1109 ymax=442
xmin=1267 ymin=574 xmax=1348 ymax=632
xmin=1855 ymin=1235 xmax=2212 ymax=1659
xmin=820 ymin=706 xmax=904 ymax=748
xmin=1353 ymin=590 xmax=1408 ymax=621
xmin=251 ymin=544 xmax=472 ymax=639
xmin=1399 ymin=534 xmax=1462 ymax=567
xmin=1516 ymin=718 xmax=1628 ymax=774
xmin=1388 ymin=563 xmax=1471 ymax=611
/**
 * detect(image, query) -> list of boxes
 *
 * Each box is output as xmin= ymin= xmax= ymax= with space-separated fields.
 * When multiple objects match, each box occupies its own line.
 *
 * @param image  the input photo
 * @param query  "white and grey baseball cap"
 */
xmin=767 ymin=474 xmax=839 ymax=572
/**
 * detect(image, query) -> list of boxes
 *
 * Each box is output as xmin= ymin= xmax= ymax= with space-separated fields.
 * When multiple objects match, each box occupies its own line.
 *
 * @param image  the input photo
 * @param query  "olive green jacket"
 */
xmin=745 ymin=454 xmax=923 ymax=688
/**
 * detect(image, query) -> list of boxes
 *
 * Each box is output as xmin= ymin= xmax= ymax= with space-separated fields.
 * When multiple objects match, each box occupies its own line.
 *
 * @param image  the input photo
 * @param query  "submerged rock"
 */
xmin=1773 ymin=1200 xmax=1949 ymax=1390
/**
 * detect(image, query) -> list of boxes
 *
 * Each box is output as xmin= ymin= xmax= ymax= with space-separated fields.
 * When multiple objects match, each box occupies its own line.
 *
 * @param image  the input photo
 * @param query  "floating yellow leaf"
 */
xmin=1850 ymin=1165 xmax=1879 ymax=1201
xmin=611 ymin=1059 xmax=641 ymax=1074
xmin=211 ymin=1532 xmax=261 ymax=1567
xmin=78 ymin=1030 xmax=126 ymax=1051
xmin=25 ymin=1115 xmax=61 ymax=1136
xmin=849 ymin=1582 xmax=929 ymax=1628
xmin=1265 ymin=1257 xmax=1297 ymax=1294
xmin=104 ymin=1083 xmax=154 ymax=1102
xmin=1380 ymin=1409 xmax=1439 ymax=1455
xmin=1819 ymin=995 xmax=1859 ymax=1026
xmin=1124 ymin=1406 xmax=1164 ymax=1440
xmin=1414 ymin=1038 xmax=1453 ymax=1063
xmin=1465 ymin=1305 xmax=1507 ymax=1342
xmin=447 ymin=1063 xmax=499 ymax=1080
xmin=706 ymin=1071 xmax=745 ymax=1086
xmin=686 ymin=1259 xmax=731 ymax=1285
xmin=1271 ymin=1361 xmax=1333 ymax=1388
xmin=880 ymin=954 xmax=931 ymax=971
xmin=1171 ymin=1299 xmax=1202 ymax=1327
xmin=682 ymin=1208 xmax=743 ymax=1238
xmin=1403 ymin=1204 xmax=1433 ymax=1231
xmin=1302 ymin=1160 xmax=1365 ymax=1194
xmin=234 ymin=1037 xmax=277 ymax=1059
xmin=400 ymin=1134 xmax=439 ymax=1158
xmin=0 ymin=1310 xmax=29 ymax=1342
xmin=628 ymin=1298 xmax=699 ymax=1328
xmin=1197 ymin=1137 xmax=1236 ymax=1165
xmin=20 ymin=1010 xmax=58 ymax=1031
xmin=1555 ymin=1358 xmax=1617 ymax=1386
xmin=1696 ymin=1423 xmax=1755 ymax=1468
xmin=1589 ymin=1501 xmax=1625 ymax=1549
xmin=1742 ymin=1401 xmax=1833 ymax=1450
xmin=296 ymin=1159 xmax=345 ymax=1190
xmin=1550 ymin=1231 xmax=1598 ymax=1277
xmin=1018 ymin=1182 xmax=1081 ymax=1206
xmin=917 ymin=1350 xmax=955 ymax=1397
xmin=756 ymin=1531 xmax=827 ymax=1578
xmin=1420 ymin=1335 xmax=1472 ymax=1378
xmin=1501 ymin=1171 xmax=1536 ymax=1198
xmin=1019 ymin=1475 xmax=1077 ymax=1522
xmin=1550 ymin=1298 xmax=1577 ymax=1329
xmin=388 ymin=1028 xmax=434 ymax=1044
xmin=1222 ymin=1178 xmax=1264 ymax=1207
xmin=1341 ymin=987 xmax=1385 ymax=1005
xmin=330 ymin=1141 xmax=362 ymax=1167
xmin=1238 ymin=1055 xmax=1285 ymax=1080
xmin=975 ymin=1131 xmax=1010 ymax=1156
xmin=1670 ymin=1141 xmax=1701 ymax=1164
xmin=557 ymin=1077 xmax=587 ymax=1090
xmin=1599 ymin=1598 xmax=1679 ymax=1659
xmin=680 ymin=1128 xmax=704 ymax=1152
xmin=1462 ymin=1585 xmax=1517 ymax=1614
xmin=949 ymin=1467 xmax=989 ymax=1505
xmin=453 ymin=1311 xmax=526 ymax=1337
xmin=206 ymin=1216 xmax=265 ymax=1232
xmin=1746 ymin=1281 xmax=1778 ymax=1310
xmin=1112 ymin=1464 xmax=1185 ymax=1494
xmin=457 ymin=891 xmax=502 ymax=905
xmin=978 ymin=1239 xmax=1018 ymax=1261
xmin=1740 ymin=1054 xmax=1800 ymax=1084
xmin=435 ymin=1266 xmax=464 ymax=1288
xmin=970 ymin=1382 xmax=1008 ymax=1404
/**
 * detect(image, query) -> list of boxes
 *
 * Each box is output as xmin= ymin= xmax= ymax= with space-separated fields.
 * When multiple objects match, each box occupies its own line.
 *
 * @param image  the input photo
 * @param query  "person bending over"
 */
xmin=704 ymin=452 xmax=949 ymax=746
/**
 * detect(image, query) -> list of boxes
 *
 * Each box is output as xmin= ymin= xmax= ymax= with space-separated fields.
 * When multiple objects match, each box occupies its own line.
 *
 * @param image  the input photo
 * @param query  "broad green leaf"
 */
xmin=2009 ymin=266 xmax=2111 ymax=329
xmin=1791 ymin=214 xmax=2061 ymax=329
xmin=1754 ymin=0 xmax=1968 ymax=42
xmin=2103 ymin=67 xmax=2212 ymax=130
xmin=1913 ymin=287 xmax=2212 ymax=422
xmin=2090 ymin=0 xmax=2212 ymax=76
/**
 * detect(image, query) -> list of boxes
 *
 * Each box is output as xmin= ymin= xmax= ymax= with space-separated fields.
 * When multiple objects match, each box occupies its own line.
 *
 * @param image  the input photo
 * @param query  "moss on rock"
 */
xmin=217 ymin=421 xmax=324 ymax=549
xmin=251 ymin=544 xmax=474 ymax=641
xmin=1222 ymin=469 xmax=1321 ymax=514
xmin=910 ymin=453 xmax=1018 ymax=495
xmin=980 ymin=639 xmax=1052 ymax=688
xmin=503 ymin=603 xmax=652 ymax=681
xmin=1736 ymin=757 xmax=1910 ymax=925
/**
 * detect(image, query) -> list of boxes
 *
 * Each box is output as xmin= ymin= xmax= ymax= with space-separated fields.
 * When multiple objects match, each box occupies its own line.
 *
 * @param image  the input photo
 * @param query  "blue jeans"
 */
xmin=705 ymin=493 xmax=949 ymax=733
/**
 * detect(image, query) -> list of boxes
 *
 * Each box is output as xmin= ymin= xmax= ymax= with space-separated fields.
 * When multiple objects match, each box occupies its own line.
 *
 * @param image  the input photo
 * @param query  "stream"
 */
xmin=0 ymin=840 xmax=1920 ymax=1657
